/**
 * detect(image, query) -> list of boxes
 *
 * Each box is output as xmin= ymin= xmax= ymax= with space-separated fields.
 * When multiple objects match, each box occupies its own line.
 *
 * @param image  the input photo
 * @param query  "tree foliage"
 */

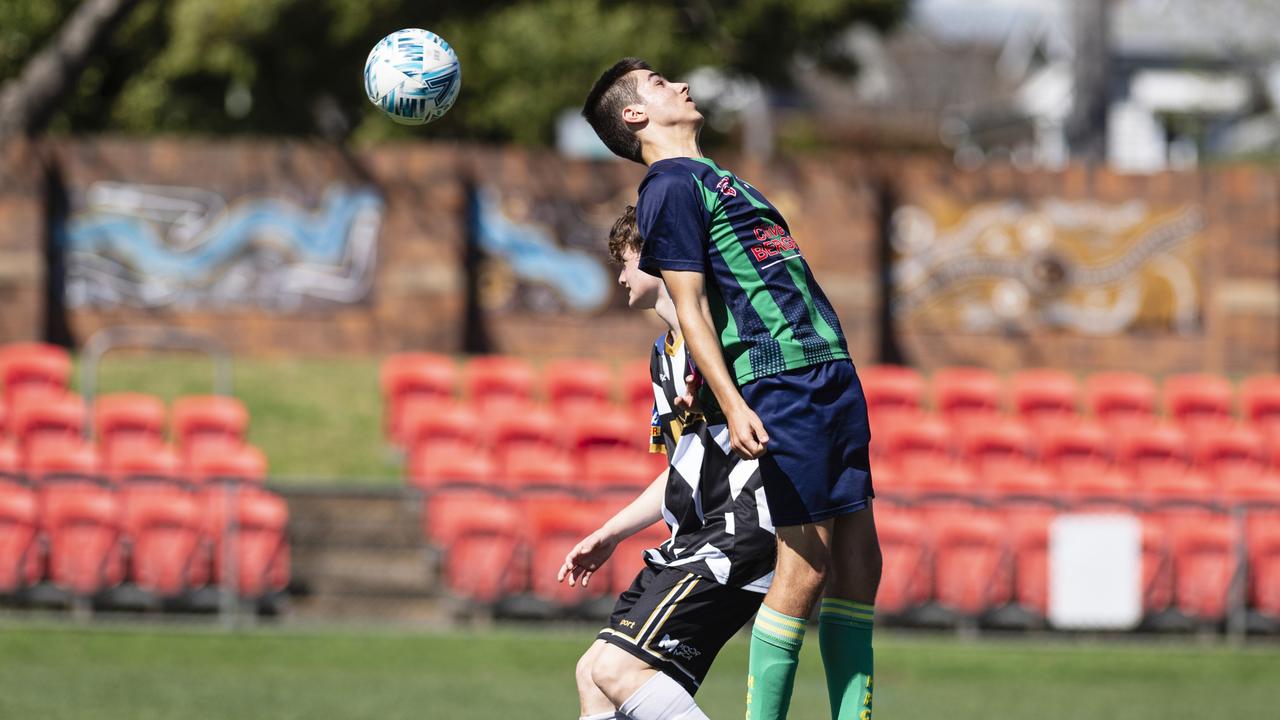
xmin=0 ymin=0 xmax=908 ymax=143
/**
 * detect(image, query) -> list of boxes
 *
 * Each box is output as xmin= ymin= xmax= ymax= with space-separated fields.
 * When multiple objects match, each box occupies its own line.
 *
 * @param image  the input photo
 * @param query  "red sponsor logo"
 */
xmin=715 ymin=176 xmax=738 ymax=198
xmin=749 ymin=223 xmax=799 ymax=262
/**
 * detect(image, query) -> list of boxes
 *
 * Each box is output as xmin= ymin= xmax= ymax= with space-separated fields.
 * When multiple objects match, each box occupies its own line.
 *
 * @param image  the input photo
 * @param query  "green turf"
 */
xmin=80 ymin=355 xmax=398 ymax=483
xmin=0 ymin=624 xmax=1276 ymax=719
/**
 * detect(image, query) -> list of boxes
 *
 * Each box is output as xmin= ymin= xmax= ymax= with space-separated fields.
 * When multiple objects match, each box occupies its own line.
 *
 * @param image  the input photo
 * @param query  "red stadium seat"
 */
xmin=907 ymin=463 xmax=978 ymax=506
xmin=524 ymin=506 xmax=611 ymax=609
xmin=1116 ymin=422 xmax=1190 ymax=486
xmin=0 ymin=441 xmax=19 ymax=478
xmin=1141 ymin=516 xmax=1175 ymax=616
xmin=0 ymin=480 xmax=41 ymax=594
xmin=0 ymin=398 xmax=8 ymax=438
xmin=608 ymin=520 xmax=671 ymax=595
xmin=621 ymin=359 xmax=655 ymax=421
xmin=930 ymin=511 xmax=1010 ymax=617
xmin=123 ymin=484 xmax=205 ymax=597
xmin=990 ymin=467 xmax=1057 ymax=505
xmin=860 ymin=365 xmax=926 ymax=418
xmin=172 ymin=395 xmax=249 ymax=460
xmin=1085 ymin=372 xmax=1157 ymax=434
xmin=1241 ymin=375 xmax=1280 ymax=436
xmin=874 ymin=508 xmax=932 ymax=615
xmin=1005 ymin=510 xmax=1052 ymax=618
xmin=1009 ymin=369 xmax=1080 ymax=429
xmin=407 ymin=441 xmax=497 ymax=492
xmin=189 ymin=444 xmax=267 ymax=485
xmin=106 ymin=444 xmax=184 ymax=486
xmin=430 ymin=494 xmax=524 ymax=603
xmin=1039 ymin=420 xmax=1112 ymax=480
xmin=95 ymin=393 xmax=167 ymax=466
xmin=1143 ymin=472 xmax=1216 ymax=509
xmin=1164 ymin=373 xmax=1235 ymax=434
xmin=202 ymin=485 xmax=290 ymax=598
xmin=486 ymin=405 xmax=560 ymax=457
xmin=543 ymin=359 xmax=614 ymax=414
xmin=11 ymin=392 xmax=86 ymax=462
xmin=399 ymin=400 xmax=482 ymax=450
xmin=0 ymin=343 xmax=71 ymax=406
xmin=957 ymin=418 xmax=1035 ymax=477
xmin=465 ymin=356 xmax=536 ymax=410
xmin=1169 ymin=515 xmax=1235 ymax=622
xmin=1062 ymin=467 xmax=1139 ymax=511
xmin=43 ymin=483 xmax=125 ymax=596
xmin=503 ymin=445 xmax=578 ymax=492
xmin=26 ymin=439 xmax=99 ymax=483
xmin=1190 ymin=424 xmax=1267 ymax=484
xmin=876 ymin=414 xmax=952 ymax=474
xmin=380 ymin=352 xmax=457 ymax=443
xmin=1248 ymin=522 xmax=1280 ymax=618
xmin=932 ymin=367 xmax=1002 ymax=426
xmin=566 ymin=406 xmax=641 ymax=452
xmin=582 ymin=447 xmax=655 ymax=493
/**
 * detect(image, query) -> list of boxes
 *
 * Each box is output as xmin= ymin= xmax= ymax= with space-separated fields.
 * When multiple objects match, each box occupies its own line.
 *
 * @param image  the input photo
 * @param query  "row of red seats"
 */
xmin=864 ymin=365 xmax=1280 ymax=436
xmin=875 ymin=499 xmax=1280 ymax=627
xmin=382 ymin=353 xmax=653 ymax=444
xmin=0 ymin=469 xmax=289 ymax=606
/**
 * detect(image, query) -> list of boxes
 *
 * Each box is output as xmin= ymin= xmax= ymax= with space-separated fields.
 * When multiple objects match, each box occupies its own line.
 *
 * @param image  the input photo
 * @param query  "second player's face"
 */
xmin=629 ymin=70 xmax=703 ymax=128
xmin=618 ymin=249 xmax=661 ymax=309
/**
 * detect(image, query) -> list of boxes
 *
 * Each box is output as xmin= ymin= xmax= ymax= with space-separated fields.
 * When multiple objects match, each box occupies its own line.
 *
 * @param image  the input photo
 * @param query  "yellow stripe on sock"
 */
xmin=820 ymin=606 xmax=875 ymax=624
xmin=822 ymin=598 xmax=875 ymax=613
xmin=757 ymin=606 xmax=807 ymax=629
xmin=754 ymin=615 xmax=806 ymax=642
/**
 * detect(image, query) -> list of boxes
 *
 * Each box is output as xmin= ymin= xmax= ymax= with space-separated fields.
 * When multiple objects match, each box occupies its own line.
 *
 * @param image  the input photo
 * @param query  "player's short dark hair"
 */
xmin=583 ymin=57 xmax=652 ymax=164
xmin=608 ymin=205 xmax=641 ymax=265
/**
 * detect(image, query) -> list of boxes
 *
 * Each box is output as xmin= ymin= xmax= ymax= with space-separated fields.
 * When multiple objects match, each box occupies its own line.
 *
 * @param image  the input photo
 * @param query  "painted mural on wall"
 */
xmin=890 ymin=198 xmax=1205 ymax=336
xmin=470 ymin=185 xmax=614 ymax=315
xmin=59 ymin=182 xmax=384 ymax=312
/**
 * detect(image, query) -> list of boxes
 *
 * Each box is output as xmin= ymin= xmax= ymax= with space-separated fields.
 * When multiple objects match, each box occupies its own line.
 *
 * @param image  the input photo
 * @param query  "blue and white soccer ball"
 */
xmin=363 ymin=28 xmax=461 ymax=125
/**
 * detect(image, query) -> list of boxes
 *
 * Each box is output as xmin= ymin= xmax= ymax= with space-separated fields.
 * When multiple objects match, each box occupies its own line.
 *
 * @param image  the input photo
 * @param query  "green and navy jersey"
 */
xmin=637 ymin=157 xmax=849 ymax=386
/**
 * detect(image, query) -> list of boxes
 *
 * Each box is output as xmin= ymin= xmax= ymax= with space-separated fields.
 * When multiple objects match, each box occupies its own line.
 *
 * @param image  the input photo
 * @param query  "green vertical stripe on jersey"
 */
xmin=693 ymin=175 xmax=809 ymax=371
xmin=705 ymin=276 xmax=753 ymax=384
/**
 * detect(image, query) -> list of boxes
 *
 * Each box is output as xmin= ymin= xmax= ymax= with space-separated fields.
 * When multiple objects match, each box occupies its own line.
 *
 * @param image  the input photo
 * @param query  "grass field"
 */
xmin=1 ymin=624 xmax=1277 ymax=719
xmin=84 ymin=355 xmax=396 ymax=482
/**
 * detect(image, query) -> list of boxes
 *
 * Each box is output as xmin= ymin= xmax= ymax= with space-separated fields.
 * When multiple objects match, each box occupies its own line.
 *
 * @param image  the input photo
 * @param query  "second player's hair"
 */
xmin=582 ymin=57 xmax=652 ymax=164
xmin=608 ymin=205 xmax=641 ymax=265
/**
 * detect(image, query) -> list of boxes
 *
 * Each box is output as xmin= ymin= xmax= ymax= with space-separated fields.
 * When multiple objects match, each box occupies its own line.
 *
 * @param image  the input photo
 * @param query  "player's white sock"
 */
xmin=618 ymin=673 xmax=708 ymax=720
xmin=579 ymin=712 xmax=624 ymax=720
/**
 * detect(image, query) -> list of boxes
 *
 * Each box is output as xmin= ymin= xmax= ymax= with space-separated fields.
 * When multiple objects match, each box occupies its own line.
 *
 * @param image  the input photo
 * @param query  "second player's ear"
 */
xmin=622 ymin=103 xmax=646 ymax=124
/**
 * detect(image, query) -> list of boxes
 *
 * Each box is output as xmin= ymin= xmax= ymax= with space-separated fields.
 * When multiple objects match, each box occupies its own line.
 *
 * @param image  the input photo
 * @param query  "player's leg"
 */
xmin=819 ymin=504 xmax=882 ymax=720
xmin=748 ymin=519 xmax=834 ymax=720
xmin=576 ymin=639 xmax=623 ymax=719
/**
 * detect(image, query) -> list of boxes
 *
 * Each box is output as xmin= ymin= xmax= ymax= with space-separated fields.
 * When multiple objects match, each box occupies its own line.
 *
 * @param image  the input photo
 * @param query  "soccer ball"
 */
xmin=363 ymin=28 xmax=461 ymax=125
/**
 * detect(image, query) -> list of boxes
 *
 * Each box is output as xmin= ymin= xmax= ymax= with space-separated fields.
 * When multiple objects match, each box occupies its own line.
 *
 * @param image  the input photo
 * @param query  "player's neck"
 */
xmin=641 ymin=128 xmax=703 ymax=165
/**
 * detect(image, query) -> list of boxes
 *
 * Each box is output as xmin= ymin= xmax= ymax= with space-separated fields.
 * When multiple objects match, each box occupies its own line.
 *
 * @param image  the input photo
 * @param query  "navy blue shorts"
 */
xmin=740 ymin=360 xmax=874 ymax=526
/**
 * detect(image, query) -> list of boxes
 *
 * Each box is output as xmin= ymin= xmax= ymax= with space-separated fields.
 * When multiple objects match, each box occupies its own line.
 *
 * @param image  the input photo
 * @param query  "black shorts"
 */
xmin=597 ymin=565 xmax=763 ymax=695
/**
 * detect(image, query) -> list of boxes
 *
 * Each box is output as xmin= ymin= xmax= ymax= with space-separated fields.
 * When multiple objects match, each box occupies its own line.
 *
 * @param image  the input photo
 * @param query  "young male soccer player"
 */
xmin=582 ymin=59 xmax=883 ymax=720
xmin=559 ymin=205 xmax=776 ymax=720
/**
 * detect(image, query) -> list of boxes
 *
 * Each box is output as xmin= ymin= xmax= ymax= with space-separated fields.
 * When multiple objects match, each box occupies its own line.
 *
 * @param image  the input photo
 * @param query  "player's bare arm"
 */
xmin=558 ymin=468 xmax=668 ymax=587
xmin=661 ymin=269 xmax=769 ymax=460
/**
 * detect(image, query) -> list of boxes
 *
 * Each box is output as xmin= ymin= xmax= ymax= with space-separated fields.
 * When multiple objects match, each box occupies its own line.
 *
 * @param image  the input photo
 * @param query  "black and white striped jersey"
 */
xmin=644 ymin=332 xmax=776 ymax=594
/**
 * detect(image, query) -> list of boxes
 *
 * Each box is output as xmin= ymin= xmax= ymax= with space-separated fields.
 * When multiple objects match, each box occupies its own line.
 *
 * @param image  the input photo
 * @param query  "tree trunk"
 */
xmin=0 ymin=0 xmax=142 ymax=138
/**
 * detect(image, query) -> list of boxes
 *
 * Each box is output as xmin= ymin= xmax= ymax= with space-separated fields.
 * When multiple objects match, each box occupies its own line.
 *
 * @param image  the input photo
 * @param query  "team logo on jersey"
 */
xmin=715 ymin=176 xmax=738 ymax=198
xmin=657 ymin=634 xmax=702 ymax=660
xmin=749 ymin=223 xmax=801 ymax=263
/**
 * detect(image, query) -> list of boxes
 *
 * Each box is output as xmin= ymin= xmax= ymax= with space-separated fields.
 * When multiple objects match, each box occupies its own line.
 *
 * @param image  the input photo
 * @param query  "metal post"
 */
xmin=219 ymin=481 xmax=241 ymax=630
xmin=1226 ymin=504 xmax=1249 ymax=645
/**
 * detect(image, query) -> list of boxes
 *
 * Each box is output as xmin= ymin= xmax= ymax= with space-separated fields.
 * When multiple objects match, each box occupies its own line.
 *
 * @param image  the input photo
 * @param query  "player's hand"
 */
xmin=673 ymin=370 xmax=703 ymax=413
xmin=726 ymin=404 xmax=769 ymax=459
xmin=557 ymin=529 xmax=619 ymax=588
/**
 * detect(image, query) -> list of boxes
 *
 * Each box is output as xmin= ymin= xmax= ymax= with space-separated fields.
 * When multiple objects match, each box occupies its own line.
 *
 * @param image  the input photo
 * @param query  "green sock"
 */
xmin=818 ymin=599 xmax=875 ymax=720
xmin=746 ymin=604 xmax=807 ymax=720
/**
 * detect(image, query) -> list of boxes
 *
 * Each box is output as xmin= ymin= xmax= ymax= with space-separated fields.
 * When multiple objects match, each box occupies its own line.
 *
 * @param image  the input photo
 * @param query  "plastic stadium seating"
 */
xmin=1063 ymin=468 xmax=1139 ymax=510
xmin=930 ymin=511 xmax=1010 ymax=617
xmin=1169 ymin=516 xmax=1235 ymax=622
xmin=407 ymin=441 xmax=497 ymax=492
xmin=1190 ymin=423 xmax=1267 ymax=484
xmin=860 ymin=365 xmax=926 ymax=418
xmin=502 ymin=445 xmax=577 ymax=492
xmin=42 ymin=481 xmax=125 ymax=596
xmin=202 ymin=484 xmax=290 ymax=598
xmin=0 ymin=481 xmax=41 ymax=594
xmin=582 ymin=447 xmax=654 ymax=493
xmin=1241 ymin=375 xmax=1280 ymax=434
xmin=566 ymin=406 xmax=640 ymax=452
xmin=486 ymin=405 xmax=560 ymax=458
xmin=381 ymin=352 xmax=457 ymax=443
xmin=106 ymin=444 xmax=183 ymax=485
xmin=95 ymin=392 xmax=167 ymax=465
xmin=1249 ymin=522 xmax=1280 ymax=619
xmin=172 ymin=395 xmax=249 ymax=460
xmin=990 ymin=467 xmax=1058 ymax=504
xmin=0 ymin=398 xmax=7 ymax=437
xmin=875 ymin=414 xmax=952 ymax=474
xmin=11 ymin=392 xmax=86 ymax=461
xmin=0 ymin=441 xmax=19 ymax=477
xmin=465 ymin=356 xmax=536 ymax=410
xmin=873 ymin=508 xmax=932 ymax=616
xmin=1164 ymin=373 xmax=1235 ymax=433
xmin=26 ymin=439 xmax=99 ymax=482
xmin=123 ymin=483 xmax=206 ymax=597
xmin=1116 ymin=422 xmax=1190 ymax=485
xmin=1143 ymin=472 xmax=1217 ymax=510
xmin=399 ymin=400 xmax=482 ymax=451
xmin=1005 ymin=511 xmax=1052 ymax=618
xmin=957 ymin=418 xmax=1035 ymax=476
xmin=189 ymin=444 xmax=268 ymax=485
xmin=1085 ymin=372 xmax=1157 ymax=433
xmin=1038 ymin=420 xmax=1113 ymax=480
xmin=523 ymin=506 xmax=610 ymax=609
xmin=621 ymin=358 xmax=655 ymax=420
xmin=0 ymin=342 xmax=71 ymax=406
xmin=608 ymin=520 xmax=672 ymax=595
xmin=931 ymin=367 xmax=1002 ymax=426
xmin=905 ymin=463 xmax=978 ymax=508
xmin=429 ymin=495 xmax=524 ymax=603
xmin=1009 ymin=368 xmax=1080 ymax=429
xmin=1141 ymin=517 xmax=1175 ymax=617
xmin=543 ymin=359 xmax=614 ymax=414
